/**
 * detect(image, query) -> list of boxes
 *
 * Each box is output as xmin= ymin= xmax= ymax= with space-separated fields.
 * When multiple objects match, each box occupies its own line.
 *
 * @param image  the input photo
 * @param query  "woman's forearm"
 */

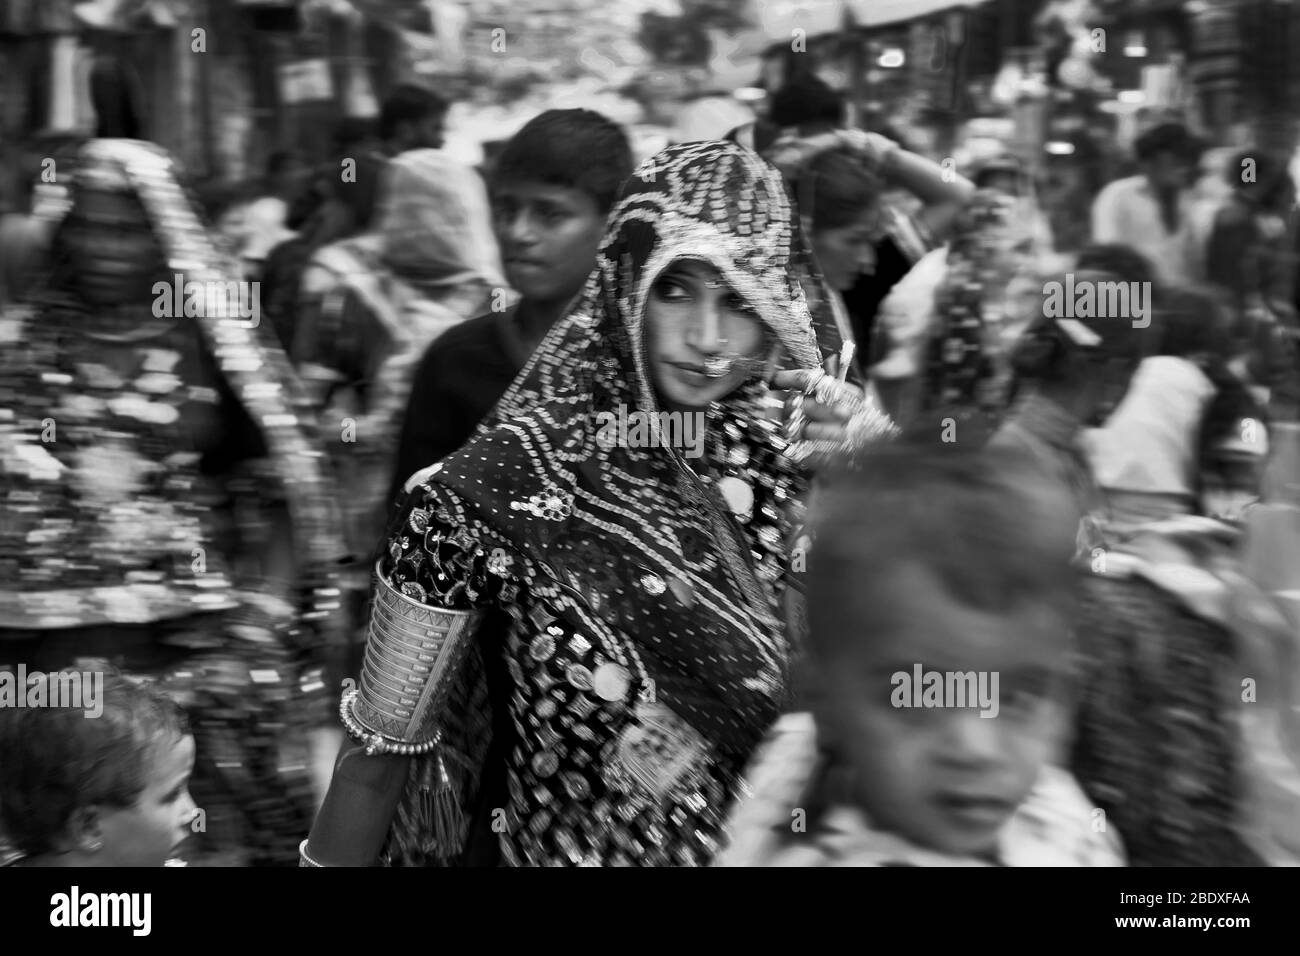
xmin=884 ymin=148 xmax=973 ymax=206
xmin=305 ymin=739 xmax=411 ymax=866
xmin=884 ymin=149 xmax=974 ymax=240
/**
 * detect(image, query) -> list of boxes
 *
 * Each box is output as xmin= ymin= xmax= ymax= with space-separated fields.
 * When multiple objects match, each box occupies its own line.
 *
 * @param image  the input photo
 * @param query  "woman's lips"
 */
xmin=670 ymin=362 xmax=716 ymax=386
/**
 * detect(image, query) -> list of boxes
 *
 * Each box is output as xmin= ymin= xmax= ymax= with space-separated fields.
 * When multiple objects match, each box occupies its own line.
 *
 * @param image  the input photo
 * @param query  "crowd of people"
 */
xmin=2 ymin=73 xmax=1299 ymax=868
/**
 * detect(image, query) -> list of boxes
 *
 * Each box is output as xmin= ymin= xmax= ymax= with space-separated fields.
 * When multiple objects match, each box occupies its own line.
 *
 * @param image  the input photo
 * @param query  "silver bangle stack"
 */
xmin=339 ymin=684 xmax=441 ymax=757
xmin=335 ymin=562 xmax=485 ymax=756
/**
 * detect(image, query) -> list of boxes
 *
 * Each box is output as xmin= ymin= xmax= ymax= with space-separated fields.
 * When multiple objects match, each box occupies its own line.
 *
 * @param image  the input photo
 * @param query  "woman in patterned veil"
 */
xmin=304 ymin=141 xmax=894 ymax=867
xmin=0 ymin=139 xmax=347 ymax=865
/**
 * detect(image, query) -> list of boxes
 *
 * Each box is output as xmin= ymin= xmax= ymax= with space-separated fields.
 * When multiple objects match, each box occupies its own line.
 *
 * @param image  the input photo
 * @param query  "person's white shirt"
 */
xmin=1091 ymin=175 xmax=1200 ymax=283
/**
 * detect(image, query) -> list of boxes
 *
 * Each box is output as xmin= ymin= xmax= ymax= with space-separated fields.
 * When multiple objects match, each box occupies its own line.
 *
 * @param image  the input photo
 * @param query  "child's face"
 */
xmin=814 ymin=563 xmax=1073 ymax=859
xmin=492 ymin=180 xmax=605 ymax=305
xmin=95 ymin=733 xmax=197 ymax=866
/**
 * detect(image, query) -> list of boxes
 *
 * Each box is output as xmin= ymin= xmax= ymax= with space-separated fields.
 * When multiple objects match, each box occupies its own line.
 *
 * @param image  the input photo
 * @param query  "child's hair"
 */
xmin=492 ymin=109 xmax=634 ymax=215
xmin=378 ymin=83 xmax=448 ymax=143
xmin=804 ymin=146 xmax=884 ymax=233
xmin=0 ymin=667 xmax=190 ymax=858
xmin=805 ymin=444 xmax=1080 ymax=662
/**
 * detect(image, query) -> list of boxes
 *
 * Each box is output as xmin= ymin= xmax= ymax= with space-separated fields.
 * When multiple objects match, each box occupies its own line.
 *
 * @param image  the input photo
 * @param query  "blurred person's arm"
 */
xmin=778 ymin=129 xmax=974 ymax=244
xmin=307 ymin=743 xmax=412 ymax=866
xmin=876 ymin=143 xmax=974 ymax=243
xmin=835 ymin=129 xmax=974 ymax=243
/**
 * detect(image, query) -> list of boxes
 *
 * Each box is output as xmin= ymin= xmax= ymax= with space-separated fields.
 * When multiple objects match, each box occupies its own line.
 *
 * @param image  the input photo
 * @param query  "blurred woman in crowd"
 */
xmin=303 ymin=141 xmax=895 ymax=867
xmin=0 ymin=139 xmax=347 ymax=865
xmin=766 ymin=126 xmax=975 ymax=374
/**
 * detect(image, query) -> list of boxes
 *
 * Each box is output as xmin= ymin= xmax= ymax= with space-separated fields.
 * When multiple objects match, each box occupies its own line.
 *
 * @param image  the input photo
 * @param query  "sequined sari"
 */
xmin=0 ymin=140 xmax=347 ymax=864
xmin=375 ymin=142 xmax=847 ymax=866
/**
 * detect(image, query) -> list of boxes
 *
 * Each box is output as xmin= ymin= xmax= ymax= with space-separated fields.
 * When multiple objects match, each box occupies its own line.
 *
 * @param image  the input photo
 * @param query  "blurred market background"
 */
xmin=3 ymin=0 xmax=1300 ymax=254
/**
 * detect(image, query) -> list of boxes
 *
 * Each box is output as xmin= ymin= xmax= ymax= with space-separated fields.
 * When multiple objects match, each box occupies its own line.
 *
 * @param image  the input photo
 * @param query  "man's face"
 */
xmin=813 ymin=562 xmax=1073 ymax=859
xmin=492 ymin=180 xmax=606 ymax=304
xmin=400 ymin=112 xmax=446 ymax=152
xmin=1144 ymin=150 xmax=1196 ymax=192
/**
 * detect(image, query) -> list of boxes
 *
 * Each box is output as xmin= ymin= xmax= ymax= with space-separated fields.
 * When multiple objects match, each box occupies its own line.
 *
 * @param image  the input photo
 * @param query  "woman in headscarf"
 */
xmin=0 ymin=140 xmax=347 ymax=865
xmin=765 ymin=128 xmax=975 ymax=376
xmin=302 ymin=141 xmax=895 ymax=867
xmin=292 ymin=150 xmax=505 ymax=574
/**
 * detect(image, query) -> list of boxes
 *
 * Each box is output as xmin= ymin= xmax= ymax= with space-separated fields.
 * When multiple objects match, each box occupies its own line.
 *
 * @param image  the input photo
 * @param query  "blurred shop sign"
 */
xmin=751 ymin=0 xmax=986 ymax=45
xmin=754 ymin=0 xmax=845 ymax=42
xmin=849 ymin=0 xmax=985 ymax=28
xmin=279 ymin=59 xmax=334 ymax=103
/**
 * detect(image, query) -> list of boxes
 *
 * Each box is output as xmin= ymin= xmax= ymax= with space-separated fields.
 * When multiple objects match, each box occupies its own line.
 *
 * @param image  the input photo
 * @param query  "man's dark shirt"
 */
xmin=841 ymin=236 xmax=913 ymax=372
xmin=388 ymin=305 xmax=523 ymax=501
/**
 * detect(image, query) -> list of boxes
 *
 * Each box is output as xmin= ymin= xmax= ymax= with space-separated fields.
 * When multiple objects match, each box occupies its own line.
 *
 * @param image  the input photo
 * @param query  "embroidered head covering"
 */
xmin=403 ymin=141 xmax=832 ymax=760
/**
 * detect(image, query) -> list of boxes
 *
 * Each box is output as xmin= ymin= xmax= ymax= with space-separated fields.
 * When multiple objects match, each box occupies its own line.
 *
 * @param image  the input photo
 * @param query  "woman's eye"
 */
xmin=725 ymin=295 xmax=757 ymax=317
xmin=654 ymin=278 xmax=689 ymax=300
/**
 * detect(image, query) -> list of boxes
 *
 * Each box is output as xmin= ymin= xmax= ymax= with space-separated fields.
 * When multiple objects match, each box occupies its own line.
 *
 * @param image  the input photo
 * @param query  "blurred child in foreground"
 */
xmin=716 ymin=445 xmax=1124 ymax=866
xmin=0 ymin=670 xmax=197 ymax=867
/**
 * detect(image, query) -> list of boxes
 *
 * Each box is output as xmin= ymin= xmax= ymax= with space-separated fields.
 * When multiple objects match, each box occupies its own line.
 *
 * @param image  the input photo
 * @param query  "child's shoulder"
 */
xmin=1000 ymin=765 xmax=1126 ymax=866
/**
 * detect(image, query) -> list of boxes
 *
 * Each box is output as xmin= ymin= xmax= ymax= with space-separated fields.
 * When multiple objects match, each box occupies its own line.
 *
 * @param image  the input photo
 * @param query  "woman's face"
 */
xmin=62 ymin=188 xmax=164 ymax=306
xmin=643 ymin=259 xmax=768 ymax=411
xmin=812 ymin=211 xmax=881 ymax=291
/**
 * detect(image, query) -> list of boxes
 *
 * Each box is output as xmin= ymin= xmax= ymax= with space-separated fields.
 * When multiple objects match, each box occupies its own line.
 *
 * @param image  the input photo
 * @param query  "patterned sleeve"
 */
xmin=379 ymin=478 xmax=526 ymax=610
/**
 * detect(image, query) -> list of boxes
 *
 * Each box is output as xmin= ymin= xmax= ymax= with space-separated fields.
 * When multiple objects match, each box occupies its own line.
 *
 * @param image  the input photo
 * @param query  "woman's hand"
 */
xmin=771 ymin=368 xmax=899 ymax=466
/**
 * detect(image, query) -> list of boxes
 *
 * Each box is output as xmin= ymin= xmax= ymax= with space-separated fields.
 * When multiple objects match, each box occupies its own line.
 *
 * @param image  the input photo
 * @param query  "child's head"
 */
xmin=490 ymin=108 xmax=633 ymax=306
xmin=805 ymin=445 xmax=1080 ymax=858
xmin=0 ymin=668 xmax=196 ymax=866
